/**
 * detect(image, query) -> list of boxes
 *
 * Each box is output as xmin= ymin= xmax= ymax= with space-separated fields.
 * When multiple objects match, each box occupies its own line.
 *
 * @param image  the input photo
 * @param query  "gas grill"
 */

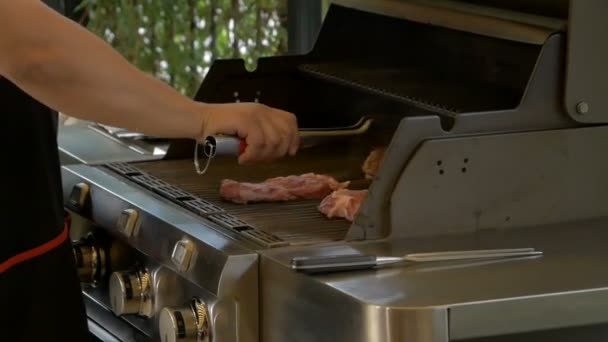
xmin=61 ymin=1 xmax=608 ymax=341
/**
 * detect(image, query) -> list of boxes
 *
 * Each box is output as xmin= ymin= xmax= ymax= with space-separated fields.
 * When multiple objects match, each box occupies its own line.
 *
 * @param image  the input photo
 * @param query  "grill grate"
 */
xmin=242 ymin=230 xmax=289 ymax=248
xmin=124 ymin=146 xmax=369 ymax=248
xmin=299 ymin=63 xmax=520 ymax=116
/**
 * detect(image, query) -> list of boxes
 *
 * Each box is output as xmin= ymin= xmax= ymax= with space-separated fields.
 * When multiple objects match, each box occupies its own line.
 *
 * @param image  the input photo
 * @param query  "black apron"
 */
xmin=0 ymin=2 xmax=91 ymax=336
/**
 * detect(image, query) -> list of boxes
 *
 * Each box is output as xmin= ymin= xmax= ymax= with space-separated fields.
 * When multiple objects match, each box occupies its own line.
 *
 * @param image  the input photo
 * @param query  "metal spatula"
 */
xmin=290 ymin=248 xmax=543 ymax=274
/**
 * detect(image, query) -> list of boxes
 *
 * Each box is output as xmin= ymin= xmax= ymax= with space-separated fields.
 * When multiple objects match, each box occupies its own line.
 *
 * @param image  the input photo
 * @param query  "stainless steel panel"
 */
xmin=61 ymin=164 xmax=259 ymax=341
xmin=82 ymin=253 xmax=241 ymax=342
xmin=261 ymin=219 xmax=608 ymax=341
xmin=87 ymin=320 xmax=122 ymax=342
xmin=58 ymin=121 xmax=165 ymax=165
xmin=454 ymin=324 xmax=608 ymax=342
xmin=260 ymin=252 xmax=449 ymax=342
xmin=390 ymin=125 xmax=608 ymax=238
xmin=564 ymin=0 xmax=608 ymax=124
xmin=349 ymin=33 xmax=575 ymax=241
xmin=85 ymin=293 xmax=147 ymax=342
xmin=450 ymin=290 xmax=608 ymax=340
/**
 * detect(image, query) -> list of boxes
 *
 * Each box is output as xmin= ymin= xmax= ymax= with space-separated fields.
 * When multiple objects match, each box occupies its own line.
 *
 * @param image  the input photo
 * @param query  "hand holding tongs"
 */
xmin=290 ymin=248 xmax=543 ymax=274
xmin=194 ymin=117 xmax=373 ymax=174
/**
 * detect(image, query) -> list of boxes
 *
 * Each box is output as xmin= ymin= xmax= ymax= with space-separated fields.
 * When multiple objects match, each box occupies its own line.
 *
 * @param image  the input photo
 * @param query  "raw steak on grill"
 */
xmin=318 ymin=189 xmax=368 ymax=221
xmin=362 ymin=147 xmax=387 ymax=179
xmin=220 ymin=173 xmax=350 ymax=204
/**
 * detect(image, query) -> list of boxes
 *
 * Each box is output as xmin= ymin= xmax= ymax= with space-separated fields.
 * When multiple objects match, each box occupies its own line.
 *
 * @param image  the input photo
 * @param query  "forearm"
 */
xmin=0 ymin=1 xmax=205 ymax=139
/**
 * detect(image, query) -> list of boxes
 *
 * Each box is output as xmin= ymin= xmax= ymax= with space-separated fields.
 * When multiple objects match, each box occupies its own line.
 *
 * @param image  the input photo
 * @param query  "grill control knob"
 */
xmin=72 ymin=232 xmax=109 ymax=285
xmin=117 ymin=208 xmax=140 ymax=237
xmin=171 ymin=239 xmax=196 ymax=272
xmin=68 ymin=183 xmax=90 ymax=211
xmin=159 ymin=299 xmax=209 ymax=342
xmin=109 ymin=269 xmax=152 ymax=317
xmin=72 ymin=243 xmax=105 ymax=284
xmin=72 ymin=232 xmax=134 ymax=285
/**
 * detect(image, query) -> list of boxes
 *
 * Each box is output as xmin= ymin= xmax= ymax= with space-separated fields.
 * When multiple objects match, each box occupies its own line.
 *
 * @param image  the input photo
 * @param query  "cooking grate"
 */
xmin=299 ymin=63 xmax=520 ymax=116
xmin=107 ymin=146 xmax=369 ymax=248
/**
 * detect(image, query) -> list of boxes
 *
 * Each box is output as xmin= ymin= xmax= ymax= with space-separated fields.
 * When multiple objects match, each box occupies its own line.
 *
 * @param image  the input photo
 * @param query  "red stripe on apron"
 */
xmin=0 ymin=224 xmax=69 ymax=274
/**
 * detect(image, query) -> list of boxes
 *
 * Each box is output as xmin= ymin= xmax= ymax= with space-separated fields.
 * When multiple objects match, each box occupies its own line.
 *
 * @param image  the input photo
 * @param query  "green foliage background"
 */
xmin=77 ymin=0 xmax=288 ymax=96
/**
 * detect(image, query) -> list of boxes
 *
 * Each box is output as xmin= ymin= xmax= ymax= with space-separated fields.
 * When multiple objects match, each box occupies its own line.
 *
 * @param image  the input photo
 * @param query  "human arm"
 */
xmin=0 ymin=0 xmax=298 ymax=163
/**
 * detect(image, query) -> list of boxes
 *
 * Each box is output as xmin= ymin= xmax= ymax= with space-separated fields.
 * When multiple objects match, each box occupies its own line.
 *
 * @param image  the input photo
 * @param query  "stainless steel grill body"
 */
xmin=59 ymin=0 xmax=608 ymax=341
xmin=260 ymin=220 xmax=608 ymax=342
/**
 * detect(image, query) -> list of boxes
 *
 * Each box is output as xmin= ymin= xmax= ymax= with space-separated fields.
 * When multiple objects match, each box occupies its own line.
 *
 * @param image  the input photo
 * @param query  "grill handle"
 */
xmin=203 ymin=136 xmax=245 ymax=157
xmin=205 ymin=118 xmax=373 ymax=157
xmin=290 ymin=254 xmax=378 ymax=274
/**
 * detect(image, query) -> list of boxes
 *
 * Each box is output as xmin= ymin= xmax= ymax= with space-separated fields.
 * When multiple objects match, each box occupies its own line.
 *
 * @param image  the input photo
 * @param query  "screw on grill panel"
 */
xmin=576 ymin=101 xmax=590 ymax=114
xmin=105 ymin=162 xmax=142 ymax=176
xmin=183 ymin=199 xmax=224 ymax=215
xmin=131 ymin=175 xmax=170 ymax=189
xmin=155 ymin=186 xmax=195 ymax=201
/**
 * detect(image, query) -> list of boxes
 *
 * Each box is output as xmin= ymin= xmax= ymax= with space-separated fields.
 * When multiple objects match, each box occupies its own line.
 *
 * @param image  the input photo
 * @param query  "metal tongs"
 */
xmin=194 ymin=117 xmax=373 ymax=175
xmin=290 ymin=248 xmax=543 ymax=274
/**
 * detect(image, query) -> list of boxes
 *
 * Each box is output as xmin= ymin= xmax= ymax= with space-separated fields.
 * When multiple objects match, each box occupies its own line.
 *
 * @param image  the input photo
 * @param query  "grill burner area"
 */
xmin=106 ymin=146 xmax=370 ymax=247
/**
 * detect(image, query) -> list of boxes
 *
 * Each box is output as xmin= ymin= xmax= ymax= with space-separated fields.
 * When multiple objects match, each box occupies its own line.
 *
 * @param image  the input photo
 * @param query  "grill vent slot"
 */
xmin=242 ymin=230 xmax=288 ymax=248
xmin=155 ymin=186 xmax=195 ymax=201
xmin=106 ymin=162 xmax=142 ymax=176
xmin=183 ymin=199 xmax=224 ymax=215
xmin=206 ymin=213 xmax=287 ymax=247
xmin=207 ymin=213 xmax=252 ymax=230
xmin=132 ymin=175 xmax=170 ymax=189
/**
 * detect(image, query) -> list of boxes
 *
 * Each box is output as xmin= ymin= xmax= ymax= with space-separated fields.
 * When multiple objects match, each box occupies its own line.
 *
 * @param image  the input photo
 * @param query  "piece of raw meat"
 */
xmin=318 ymin=189 xmax=368 ymax=221
xmin=220 ymin=173 xmax=349 ymax=204
xmin=362 ymin=147 xmax=387 ymax=179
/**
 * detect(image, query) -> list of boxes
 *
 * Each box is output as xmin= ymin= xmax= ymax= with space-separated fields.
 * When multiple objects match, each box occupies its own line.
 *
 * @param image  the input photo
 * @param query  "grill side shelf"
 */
xmin=103 ymin=162 xmax=287 ymax=248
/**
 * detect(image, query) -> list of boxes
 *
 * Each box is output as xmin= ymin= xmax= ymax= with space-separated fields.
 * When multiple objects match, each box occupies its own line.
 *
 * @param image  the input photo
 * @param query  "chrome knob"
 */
xmin=109 ymin=269 xmax=152 ymax=317
xmin=159 ymin=307 xmax=198 ymax=342
xmin=159 ymin=299 xmax=209 ymax=342
xmin=72 ymin=244 xmax=105 ymax=284
xmin=171 ymin=239 xmax=196 ymax=272
xmin=68 ymin=182 xmax=90 ymax=211
xmin=73 ymin=244 xmax=93 ymax=282
xmin=72 ymin=235 xmax=107 ymax=285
